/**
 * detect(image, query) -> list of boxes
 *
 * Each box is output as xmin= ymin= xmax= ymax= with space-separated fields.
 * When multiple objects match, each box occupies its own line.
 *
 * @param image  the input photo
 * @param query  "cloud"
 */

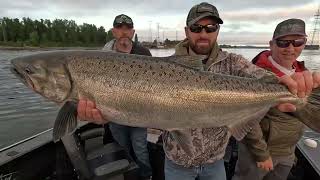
xmin=217 ymin=0 xmax=316 ymax=10
xmin=222 ymin=3 xmax=317 ymax=22
xmin=0 ymin=0 xmax=319 ymax=44
xmin=2 ymin=0 xmax=315 ymax=17
xmin=1 ymin=0 xmax=318 ymax=24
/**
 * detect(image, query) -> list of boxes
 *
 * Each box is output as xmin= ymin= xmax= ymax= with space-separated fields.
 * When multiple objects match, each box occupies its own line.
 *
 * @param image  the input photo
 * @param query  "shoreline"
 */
xmin=0 ymin=45 xmax=270 ymax=51
xmin=0 ymin=46 xmax=102 ymax=51
xmin=1 ymin=45 xmax=318 ymax=51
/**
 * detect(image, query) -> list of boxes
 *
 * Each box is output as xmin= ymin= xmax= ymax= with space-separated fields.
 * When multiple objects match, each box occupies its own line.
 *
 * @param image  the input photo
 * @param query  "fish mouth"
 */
xmin=10 ymin=66 xmax=35 ymax=90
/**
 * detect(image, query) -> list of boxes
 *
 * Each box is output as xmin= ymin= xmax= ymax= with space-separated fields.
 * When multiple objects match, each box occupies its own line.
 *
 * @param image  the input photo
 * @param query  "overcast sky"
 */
xmin=1 ymin=0 xmax=319 ymax=45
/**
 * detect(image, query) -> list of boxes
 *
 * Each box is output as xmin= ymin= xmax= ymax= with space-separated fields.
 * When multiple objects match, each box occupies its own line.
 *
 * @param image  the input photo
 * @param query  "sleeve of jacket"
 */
xmin=243 ymin=121 xmax=270 ymax=162
xmin=102 ymin=39 xmax=116 ymax=51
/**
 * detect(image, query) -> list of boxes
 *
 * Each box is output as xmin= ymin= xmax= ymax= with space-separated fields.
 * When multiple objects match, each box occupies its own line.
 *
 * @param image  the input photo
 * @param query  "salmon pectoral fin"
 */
xmin=228 ymin=106 xmax=270 ymax=141
xmin=294 ymin=87 xmax=320 ymax=133
xmin=53 ymin=101 xmax=78 ymax=142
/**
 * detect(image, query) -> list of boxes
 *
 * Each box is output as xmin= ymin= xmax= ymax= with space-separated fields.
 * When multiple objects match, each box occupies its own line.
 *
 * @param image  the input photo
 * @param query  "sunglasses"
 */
xmin=189 ymin=24 xmax=219 ymax=33
xmin=275 ymin=38 xmax=306 ymax=48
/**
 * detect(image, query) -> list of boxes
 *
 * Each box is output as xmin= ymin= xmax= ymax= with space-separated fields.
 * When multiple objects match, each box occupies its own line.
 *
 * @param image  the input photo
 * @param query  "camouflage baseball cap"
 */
xmin=272 ymin=18 xmax=307 ymax=40
xmin=186 ymin=2 xmax=223 ymax=26
xmin=113 ymin=14 xmax=134 ymax=28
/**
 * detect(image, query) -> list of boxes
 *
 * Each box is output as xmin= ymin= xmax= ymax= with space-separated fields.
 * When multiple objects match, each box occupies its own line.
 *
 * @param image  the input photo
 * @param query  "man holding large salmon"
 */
xmin=101 ymin=14 xmax=153 ymax=180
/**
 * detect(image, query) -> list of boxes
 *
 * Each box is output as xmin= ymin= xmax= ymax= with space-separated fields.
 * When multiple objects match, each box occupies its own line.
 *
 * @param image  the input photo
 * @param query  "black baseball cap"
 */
xmin=113 ymin=14 xmax=134 ymax=28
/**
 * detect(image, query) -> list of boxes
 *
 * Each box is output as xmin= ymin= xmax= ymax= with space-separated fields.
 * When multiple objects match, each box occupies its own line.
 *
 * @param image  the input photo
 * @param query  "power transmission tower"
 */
xmin=148 ymin=21 xmax=152 ymax=43
xmin=310 ymin=6 xmax=320 ymax=46
xmin=157 ymin=22 xmax=160 ymax=45
xmin=162 ymin=31 xmax=165 ymax=42
xmin=176 ymin=30 xmax=178 ymax=41
xmin=306 ymin=6 xmax=320 ymax=50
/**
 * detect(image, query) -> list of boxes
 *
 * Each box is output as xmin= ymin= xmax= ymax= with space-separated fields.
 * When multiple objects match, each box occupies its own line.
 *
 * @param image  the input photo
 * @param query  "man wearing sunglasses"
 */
xmin=233 ymin=19 xmax=320 ymax=180
xmin=102 ymin=14 xmax=153 ymax=180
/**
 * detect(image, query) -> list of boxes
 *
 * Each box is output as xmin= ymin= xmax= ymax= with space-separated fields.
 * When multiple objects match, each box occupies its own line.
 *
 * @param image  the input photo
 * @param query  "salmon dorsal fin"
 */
xmin=259 ymin=74 xmax=279 ymax=84
xmin=166 ymin=55 xmax=207 ymax=71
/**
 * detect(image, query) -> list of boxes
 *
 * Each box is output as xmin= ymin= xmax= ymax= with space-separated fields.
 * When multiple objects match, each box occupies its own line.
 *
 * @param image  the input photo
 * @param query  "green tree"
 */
xmin=29 ymin=31 xmax=39 ymax=46
xmin=0 ymin=18 xmax=7 ymax=42
xmin=22 ymin=17 xmax=34 ymax=42
xmin=106 ymin=29 xmax=114 ymax=42
xmin=0 ymin=17 xmax=111 ymax=47
xmin=96 ymin=26 xmax=107 ymax=45
xmin=65 ymin=20 xmax=77 ymax=45
xmin=3 ymin=18 xmax=20 ymax=41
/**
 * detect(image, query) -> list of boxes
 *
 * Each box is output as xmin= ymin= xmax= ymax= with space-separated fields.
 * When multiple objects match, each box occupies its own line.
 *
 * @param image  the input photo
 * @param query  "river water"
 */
xmin=0 ymin=48 xmax=319 ymax=150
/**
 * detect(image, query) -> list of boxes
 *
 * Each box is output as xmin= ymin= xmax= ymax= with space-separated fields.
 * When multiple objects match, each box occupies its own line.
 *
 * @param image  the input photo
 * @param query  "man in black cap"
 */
xmin=233 ymin=18 xmax=320 ymax=180
xmin=102 ymin=14 xmax=151 ymax=55
xmin=102 ymin=14 xmax=152 ymax=180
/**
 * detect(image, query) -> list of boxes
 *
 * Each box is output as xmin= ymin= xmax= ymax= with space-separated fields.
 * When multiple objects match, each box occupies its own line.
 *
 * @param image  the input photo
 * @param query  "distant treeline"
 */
xmin=0 ymin=17 xmax=114 ymax=47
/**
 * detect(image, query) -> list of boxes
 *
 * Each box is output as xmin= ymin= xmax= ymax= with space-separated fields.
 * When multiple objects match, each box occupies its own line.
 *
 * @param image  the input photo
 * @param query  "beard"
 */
xmin=189 ymin=39 xmax=213 ymax=55
xmin=117 ymin=37 xmax=132 ymax=48
xmin=115 ymin=37 xmax=133 ymax=53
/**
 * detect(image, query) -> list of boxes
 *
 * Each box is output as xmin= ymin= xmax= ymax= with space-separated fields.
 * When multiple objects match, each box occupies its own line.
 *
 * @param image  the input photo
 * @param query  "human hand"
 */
xmin=276 ymin=75 xmax=298 ymax=112
xmin=257 ymin=156 xmax=273 ymax=171
xmin=312 ymin=71 xmax=320 ymax=88
xmin=77 ymin=99 xmax=107 ymax=124
xmin=286 ymin=71 xmax=319 ymax=97
xmin=276 ymin=71 xmax=316 ymax=112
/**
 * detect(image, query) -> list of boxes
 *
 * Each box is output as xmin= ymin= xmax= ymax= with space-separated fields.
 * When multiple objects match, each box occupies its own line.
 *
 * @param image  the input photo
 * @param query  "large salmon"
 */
xmin=10 ymin=50 xmax=320 ymax=142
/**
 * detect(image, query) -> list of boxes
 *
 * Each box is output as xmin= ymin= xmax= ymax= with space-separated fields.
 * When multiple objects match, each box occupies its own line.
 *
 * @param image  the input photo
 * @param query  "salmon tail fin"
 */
xmin=53 ymin=101 xmax=78 ymax=142
xmin=294 ymin=87 xmax=320 ymax=133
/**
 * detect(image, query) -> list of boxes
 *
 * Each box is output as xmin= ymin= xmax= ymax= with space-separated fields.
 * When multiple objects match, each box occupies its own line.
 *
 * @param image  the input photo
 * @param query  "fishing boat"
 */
xmin=0 ymin=52 xmax=319 ymax=180
xmin=0 ymin=121 xmax=319 ymax=180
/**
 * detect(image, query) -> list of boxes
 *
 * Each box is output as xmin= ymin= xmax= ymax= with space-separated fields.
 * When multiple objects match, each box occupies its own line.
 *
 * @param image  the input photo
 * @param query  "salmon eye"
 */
xmin=25 ymin=65 xmax=33 ymax=74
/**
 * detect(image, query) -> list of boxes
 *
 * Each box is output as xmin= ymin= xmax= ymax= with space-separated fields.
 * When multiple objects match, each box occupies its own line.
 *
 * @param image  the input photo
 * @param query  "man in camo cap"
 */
xmin=272 ymin=18 xmax=307 ymax=39
xmin=162 ymin=3 xmax=229 ymax=179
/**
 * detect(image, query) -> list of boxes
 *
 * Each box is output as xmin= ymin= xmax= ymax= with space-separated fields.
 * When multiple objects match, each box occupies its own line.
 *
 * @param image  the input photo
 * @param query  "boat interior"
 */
xmin=0 ymin=123 xmax=319 ymax=180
